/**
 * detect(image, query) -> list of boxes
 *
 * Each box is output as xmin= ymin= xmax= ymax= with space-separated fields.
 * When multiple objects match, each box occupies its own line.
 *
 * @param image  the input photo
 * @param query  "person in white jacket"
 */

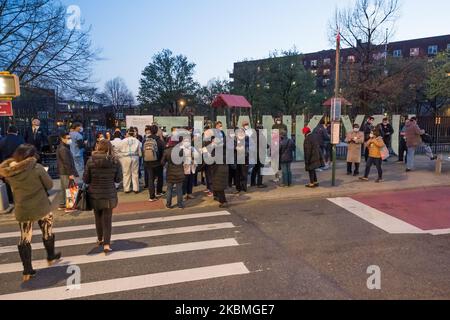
xmin=116 ymin=128 xmax=142 ymax=193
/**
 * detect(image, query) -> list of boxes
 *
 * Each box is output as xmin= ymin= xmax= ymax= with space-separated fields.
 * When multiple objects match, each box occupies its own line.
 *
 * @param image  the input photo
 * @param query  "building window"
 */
xmin=292 ymin=81 xmax=296 ymax=86
xmin=410 ymin=48 xmax=420 ymax=57
xmin=257 ymin=66 xmax=261 ymax=73
xmin=323 ymin=69 xmax=331 ymax=76
xmin=311 ymin=60 xmax=318 ymax=67
xmin=323 ymin=79 xmax=331 ymax=86
xmin=264 ymin=83 xmax=270 ymax=90
xmin=428 ymin=45 xmax=438 ymax=55
xmin=347 ymin=55 xmax=356 ymax=63
xmin=447 ymin=44 xmax=450 ymax=51
xmin=311 ymin=70 xmax=317 ymax=76
xmin=393 ymin=50 xmax=402 ymax=57
xmin=323 ymin=58 xmax=331 ymax=65
xmin=290 ymin=63 xmax=295 ymax=68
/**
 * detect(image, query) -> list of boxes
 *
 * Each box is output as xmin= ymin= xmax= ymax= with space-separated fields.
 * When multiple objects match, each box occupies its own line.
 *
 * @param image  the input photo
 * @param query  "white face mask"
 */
xmin=79 ymin=128 xmax=84 ymax=133
xmin=369 ymin=133 xmax=375 ymax=138
xmin=354 ymin=128 xmax=359 ymax=132
xmin=244 ymin=126 xmax=250 ymax=131
xmin=65 ymin=139 xmax=72 ymax=145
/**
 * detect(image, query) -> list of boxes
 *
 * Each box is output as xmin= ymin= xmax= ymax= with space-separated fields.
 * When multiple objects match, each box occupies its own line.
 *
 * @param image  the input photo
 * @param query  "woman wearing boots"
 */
xmin=345 ymin=124 xmax=364 ymax=176
xmin=0 ymin=144 xmax=61 ymax=282
xmin=83 ymin=140 xmax=122 ymax=254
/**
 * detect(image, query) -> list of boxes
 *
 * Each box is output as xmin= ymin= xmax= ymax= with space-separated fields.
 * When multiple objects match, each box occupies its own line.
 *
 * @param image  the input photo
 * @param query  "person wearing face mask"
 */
xmin=272 ymin=117 xmax=288 ymax=136
xmin=56 ymin=132 xmax=79 ymax=212
xmin=359 ymin=129 xmax=386 ymax=183
xmin=24 ymin=118 xmax=47 ymax=153
xmin=345 ymin=124 xmax=365 ymax=176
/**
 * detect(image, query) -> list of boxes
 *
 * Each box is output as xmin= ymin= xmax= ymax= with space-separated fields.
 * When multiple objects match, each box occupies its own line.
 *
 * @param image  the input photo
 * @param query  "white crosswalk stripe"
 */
xmin=0 ymin=263 xmax=250 ymax=300
xmin=0 ymin=210 xmax=252 ymax=300
xmin=0 ymin=222 xmax=236 ymax=254
xmin=0 ymin=211 xmax=231 ymax=240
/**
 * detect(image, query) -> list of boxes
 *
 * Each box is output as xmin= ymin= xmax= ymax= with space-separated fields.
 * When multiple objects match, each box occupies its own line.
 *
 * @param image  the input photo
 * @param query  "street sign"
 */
xmin=331 ymin=122 xmax=340 ymax=145
xmin=331 ymin=98 xmax=342 ymax=122
xmin=0 ymin=72 xmax=20 ymax=99
xmin=0 ymin=100 xmax=13 ymax=117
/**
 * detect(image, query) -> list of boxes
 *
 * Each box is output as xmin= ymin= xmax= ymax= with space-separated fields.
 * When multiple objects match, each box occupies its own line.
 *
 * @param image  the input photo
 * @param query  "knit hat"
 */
xmin=302 ymin=127 xmax=311 ymax=135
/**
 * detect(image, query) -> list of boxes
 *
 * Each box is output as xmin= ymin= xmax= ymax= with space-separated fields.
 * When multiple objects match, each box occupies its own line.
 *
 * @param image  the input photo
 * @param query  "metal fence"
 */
xmin=417 ymin=116 xmax=450 ymax=143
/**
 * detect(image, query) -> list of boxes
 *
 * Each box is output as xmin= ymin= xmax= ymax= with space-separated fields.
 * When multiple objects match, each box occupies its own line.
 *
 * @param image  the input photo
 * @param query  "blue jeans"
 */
xmin=166 ymin=183 xmax=184 ymax=207
xmin=281 ymin=162 xmax=292 ymax=186
xmin=73 ymin=156 xmax=84 ymax=178
xmin=407 ymin=145 xmax=434 ymax=170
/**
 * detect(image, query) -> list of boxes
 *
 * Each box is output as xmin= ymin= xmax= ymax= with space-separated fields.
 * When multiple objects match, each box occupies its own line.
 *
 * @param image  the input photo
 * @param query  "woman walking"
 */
xmin=359 ymin=129 xmax=386 ymax=183
xmin=0 ymin=144 xmax=61 ymax=282
xmin=83 ymin=140 xmax=122 ymax=254
xmin=345 ymin=124 xmax=365 ymax=176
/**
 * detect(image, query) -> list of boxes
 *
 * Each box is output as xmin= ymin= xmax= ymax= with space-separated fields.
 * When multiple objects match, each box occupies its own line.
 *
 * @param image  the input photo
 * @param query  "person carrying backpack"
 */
xmin=144 ymin=125 xmax=166 ymax=202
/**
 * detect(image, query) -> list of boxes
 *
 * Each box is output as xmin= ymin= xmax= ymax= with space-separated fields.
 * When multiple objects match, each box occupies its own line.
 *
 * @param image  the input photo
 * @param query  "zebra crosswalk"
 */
xmin=0 ymin=210 xmax=252 ymax=300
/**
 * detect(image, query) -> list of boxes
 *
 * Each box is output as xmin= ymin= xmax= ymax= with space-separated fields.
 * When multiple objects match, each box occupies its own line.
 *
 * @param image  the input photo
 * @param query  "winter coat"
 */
xmin=24 ymin=127 xmax=47 ymax=152
xmin=143 ymin=134 xmax=165 ymax=168
xmin=360 ymin=121 xmax=374 ymax=142
xmin=366 ymin=137 xmax=386 ymax=159
xmin=378 ymin=123 xmax=395 ymax=146
xmin=280 ymin=137 xmax=295 ymax=163
xmin=304 ymin=133 xmax=324 ymax=171
xmin=405 ymin=122 xmax=425 ymax=148
xmin=313 ymin=125 xmax=330 ymax=147
xmin=83 ymin=153 xmax=122 ymax=210
xmin=161 ymin=146 xmax=185 ymax=184
xmin=345 ymin=131 xmax=364 ymax=163
xmin=56 ymin=143 xmax=78 ymax=176
xmin=211 ymin=164 xmax=229 ymax=192
xmin=0 ymin=157 xmax=53 ymax=223
xmin=0 ymin=134 xmax=25 ymax=162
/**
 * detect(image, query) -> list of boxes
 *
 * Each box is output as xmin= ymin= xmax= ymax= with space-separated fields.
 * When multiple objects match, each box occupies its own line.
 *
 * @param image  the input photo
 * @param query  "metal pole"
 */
xmin=332 ymin=29 xmax=341 ymax=187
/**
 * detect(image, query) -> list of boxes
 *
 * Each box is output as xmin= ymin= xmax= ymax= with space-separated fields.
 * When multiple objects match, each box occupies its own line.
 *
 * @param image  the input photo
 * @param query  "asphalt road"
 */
xmin=0 ymin=195 xmax=450 ymax=300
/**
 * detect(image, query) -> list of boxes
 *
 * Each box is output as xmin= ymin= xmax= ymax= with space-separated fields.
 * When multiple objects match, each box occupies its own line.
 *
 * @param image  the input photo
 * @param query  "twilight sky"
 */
xmin=61 ymin=0 xmax=450 ymax=96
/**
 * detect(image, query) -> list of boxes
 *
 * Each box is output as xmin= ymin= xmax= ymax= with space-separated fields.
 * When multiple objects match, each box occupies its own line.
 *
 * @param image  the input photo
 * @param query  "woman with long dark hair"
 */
xmin=0 ymin=144 xmax=61 ymax=282
xmin=83 ymin=140 xmax=122 ymax=254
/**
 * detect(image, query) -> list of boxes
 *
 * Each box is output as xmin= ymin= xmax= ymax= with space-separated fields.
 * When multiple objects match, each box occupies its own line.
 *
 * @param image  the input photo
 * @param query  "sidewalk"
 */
xmin=0 ymin=154 xmax=449 ymax=225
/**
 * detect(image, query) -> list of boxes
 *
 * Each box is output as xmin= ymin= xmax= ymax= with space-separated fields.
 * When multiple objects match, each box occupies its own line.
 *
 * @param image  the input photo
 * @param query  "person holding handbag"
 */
xmin=83 ymin=140 xmax=122 ymax=254
xmin=56 ymin=132 xmax=78 ymax=213
xmin=0 ymin=144 xmax=61 ymax=282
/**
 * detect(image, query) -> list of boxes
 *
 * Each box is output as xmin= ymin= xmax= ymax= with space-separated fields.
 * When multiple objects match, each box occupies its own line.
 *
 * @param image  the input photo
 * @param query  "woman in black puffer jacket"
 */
xmin=83 ymin=140 xmax=122 ymax=254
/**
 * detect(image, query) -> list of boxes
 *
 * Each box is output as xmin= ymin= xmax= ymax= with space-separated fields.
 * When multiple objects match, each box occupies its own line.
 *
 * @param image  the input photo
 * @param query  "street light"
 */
xmin=0 ymin=72 xmax=20 ymax=98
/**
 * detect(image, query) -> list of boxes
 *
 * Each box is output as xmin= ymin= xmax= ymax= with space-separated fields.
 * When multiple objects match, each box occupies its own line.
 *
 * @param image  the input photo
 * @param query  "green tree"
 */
xmin=329 ymin=0 xmax=401 ymax=113
xmin=138 ymin=49 xmax=199 ymax=115
xmin=426 ymin=51 xmax=450 ymax=114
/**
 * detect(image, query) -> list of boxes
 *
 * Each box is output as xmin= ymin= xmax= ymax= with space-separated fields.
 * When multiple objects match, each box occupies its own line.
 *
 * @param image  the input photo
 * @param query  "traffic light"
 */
xmin=0 ymin=72 xmax=20 ymax=99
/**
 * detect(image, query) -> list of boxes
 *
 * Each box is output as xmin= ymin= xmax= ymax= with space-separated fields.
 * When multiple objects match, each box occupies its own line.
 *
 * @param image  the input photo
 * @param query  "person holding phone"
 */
xmin=345 ymin=124 xmax=365 ymax=176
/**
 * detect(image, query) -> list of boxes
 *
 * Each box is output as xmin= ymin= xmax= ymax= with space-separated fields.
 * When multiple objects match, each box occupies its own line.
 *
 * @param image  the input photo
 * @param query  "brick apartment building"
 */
xmin=231 ymin=34 xmax=450 ymax=111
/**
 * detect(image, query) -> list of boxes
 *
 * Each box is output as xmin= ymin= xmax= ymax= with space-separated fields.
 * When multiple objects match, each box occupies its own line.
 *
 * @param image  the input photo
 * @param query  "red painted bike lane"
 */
xmin=353 ymin=187 xmax=450 ymax=231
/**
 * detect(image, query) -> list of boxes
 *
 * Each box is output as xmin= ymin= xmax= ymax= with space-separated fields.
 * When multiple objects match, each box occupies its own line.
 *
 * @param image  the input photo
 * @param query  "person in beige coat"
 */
xmin=345 ymin=124 xmax=365 ymax=176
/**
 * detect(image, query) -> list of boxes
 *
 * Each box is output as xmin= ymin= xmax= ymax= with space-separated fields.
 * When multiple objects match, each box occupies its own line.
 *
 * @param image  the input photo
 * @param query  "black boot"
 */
xmin=42 ymin=235 xmax=61 ymax=266
xmin=347 ymin=163 xmax=353 ymax=175
xmin=18 ymin=243 xmax=36 ymax=282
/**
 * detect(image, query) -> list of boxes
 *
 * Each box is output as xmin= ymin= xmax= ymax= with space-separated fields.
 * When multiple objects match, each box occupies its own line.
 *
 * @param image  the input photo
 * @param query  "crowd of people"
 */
xmin=0 ymin=116 xmax=438 ymax=282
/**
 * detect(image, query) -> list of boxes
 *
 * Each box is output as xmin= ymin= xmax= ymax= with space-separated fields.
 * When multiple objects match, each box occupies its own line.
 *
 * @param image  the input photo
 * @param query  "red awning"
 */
xmin=322 ymin=97 xmax=352 ymax=107
xmin=211 ymin=94 xmax=252 ymax=109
